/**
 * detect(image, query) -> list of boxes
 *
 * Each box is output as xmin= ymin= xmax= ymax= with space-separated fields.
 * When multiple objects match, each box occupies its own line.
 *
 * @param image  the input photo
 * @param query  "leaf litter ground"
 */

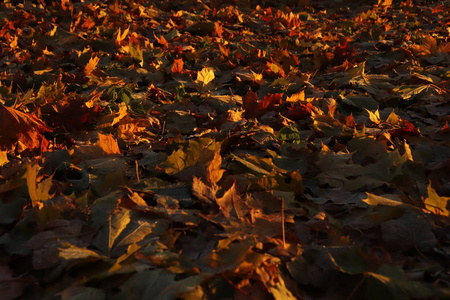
xmin=0 ymin=0 xmax=449 ymax=299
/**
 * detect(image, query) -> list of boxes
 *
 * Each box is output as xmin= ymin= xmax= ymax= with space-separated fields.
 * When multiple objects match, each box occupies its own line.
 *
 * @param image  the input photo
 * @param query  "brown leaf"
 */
xmin=216 ymin=183 xmax=249 ymax=219
xmin=192 ymin=176 xmax=216 ymax=204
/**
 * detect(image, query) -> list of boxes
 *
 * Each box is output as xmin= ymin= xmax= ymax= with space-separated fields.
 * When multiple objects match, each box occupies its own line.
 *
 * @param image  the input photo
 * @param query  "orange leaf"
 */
xmin=218 ymin=44 xmax=230 ymax=57
xmin=116 ymin=26 xmax=130 ymax=45
xmin=377 ymin=0 xmax=392 ymax=8
xmin=438 ymin=121 xmax=449 ymax=134
xmin=95 ymin=133 xmax=121 ymax=155
xmin=204 ymin=150 xmax=225 ymax=185
xmin=214 ymin=22 xmax=223 ymax=38
xmin=84 ymin=55 xmax=100 ymax=75
xmin=286 ymin=91 xmax=305 ymax=103
xmin=154 ymin=34 xmax=168 ymax=47
xmin=345 ymin=113 xmax=356 ymax=127
xmin=260 ymin=93 xmax=283 ymax=110
xmin=171 ymin=58 xmax=184 ymax=74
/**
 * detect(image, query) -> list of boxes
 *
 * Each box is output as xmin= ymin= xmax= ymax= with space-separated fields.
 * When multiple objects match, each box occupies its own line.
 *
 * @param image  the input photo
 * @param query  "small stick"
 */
xmin=282 ymin=197 xmax=286 ymax=248
xmin=135 ymin=160 xmax=140 ymax=183
xmin=161 ymin=121 xmax=166 ymax=136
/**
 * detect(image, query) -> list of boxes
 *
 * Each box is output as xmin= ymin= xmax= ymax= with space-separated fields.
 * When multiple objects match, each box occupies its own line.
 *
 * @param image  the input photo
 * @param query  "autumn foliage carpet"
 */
xmin=0 ymin=0 xmax=449 ymax=299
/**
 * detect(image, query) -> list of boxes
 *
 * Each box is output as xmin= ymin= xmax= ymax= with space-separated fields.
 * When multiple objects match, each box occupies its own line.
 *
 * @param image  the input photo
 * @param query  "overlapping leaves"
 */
xmin=0 ymin=0 xmax=449 ymax=299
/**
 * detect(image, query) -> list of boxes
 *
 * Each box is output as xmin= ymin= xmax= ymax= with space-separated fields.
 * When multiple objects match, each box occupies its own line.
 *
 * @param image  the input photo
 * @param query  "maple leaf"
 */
xmin=171 ymin=58 xmax=184 ymax=74
xmin=0 ymin=104 xmax=52 ymax=154
xmin=1 ymin=2 xmax=449 ymax=299
xmin=84 ymin=55 xmax=100 ymax=75
xmin=196 ymin=67 xmax=215 ymax=87
xmin=423 ymin=182 xmax=450 ymax=216
xmin=216 ymin=183 xmax=249 ymax=219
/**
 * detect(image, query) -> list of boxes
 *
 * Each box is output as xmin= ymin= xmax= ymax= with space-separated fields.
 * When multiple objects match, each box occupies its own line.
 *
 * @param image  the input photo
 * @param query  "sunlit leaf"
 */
xmin=424 ymin=182 xmax=450 ymax=216
xmin=93 ymin=208 xmax=131 ymax=257
xmin=84 ymin=55 xmax=100 ymax=75
xmin=26 ymin=162 xmax=54 ymax=207
xmin=196 ymin=67 xmax=215 ymax=87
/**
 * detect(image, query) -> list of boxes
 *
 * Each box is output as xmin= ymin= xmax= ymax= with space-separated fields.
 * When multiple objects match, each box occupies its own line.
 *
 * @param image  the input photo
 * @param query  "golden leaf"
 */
xmin=196 ymin=67 xmax=215 ymax=87
xmin=84 ymin=55 xmax=100 ymax=75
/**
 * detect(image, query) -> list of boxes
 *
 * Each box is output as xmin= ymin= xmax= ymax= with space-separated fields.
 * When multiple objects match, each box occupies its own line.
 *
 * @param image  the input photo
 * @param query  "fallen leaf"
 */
xmin=423 ymin=182 xmax=450 ymax=216
xmin=0 ymin=104 xmax=51 ymax=154
xmin=196 ymin=67 xmax=215 ymax=87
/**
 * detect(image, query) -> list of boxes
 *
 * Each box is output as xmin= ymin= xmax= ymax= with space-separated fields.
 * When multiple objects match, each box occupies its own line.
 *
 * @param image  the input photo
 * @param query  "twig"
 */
xmin=135 ymin=160 xmax=140 ymax=183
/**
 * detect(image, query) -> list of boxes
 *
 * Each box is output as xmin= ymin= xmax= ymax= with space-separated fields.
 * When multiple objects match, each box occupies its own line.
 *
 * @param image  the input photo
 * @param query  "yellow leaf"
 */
xmin=84 ymin=55 xmax=100 ymax=75
xmin=0 ymin=151 xmax=8 ymax=166
xmin=286 ymin=91 xmax=305 ymax=102
xmin=116 ymin=26 xmax=130 ymax=44
xmin=365 ymin=108 xmax=380 ymax=124
xmin=9 ymin=36 xmax=18 ymax=49
xmin=196 ymin=67 xmax=215 ymax=87
xmin=386 ymin=110 xmax=400 ymax=125
xmin=424 ymin=182 xmax=450 ymax=216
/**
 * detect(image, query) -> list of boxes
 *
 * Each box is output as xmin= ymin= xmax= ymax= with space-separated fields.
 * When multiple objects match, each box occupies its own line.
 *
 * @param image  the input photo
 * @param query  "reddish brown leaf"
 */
xmin=0 ymin=105 xmax=51 ymax=154
xmin=390 ymin=120 xmax=420 ymax=138
xmin=345 ymin=113 xmax=356 ymax=127
xmin=260 ymin=93 xmax=283 ymax=111
xmin=242 ymin=89 xmax=260 ymax=118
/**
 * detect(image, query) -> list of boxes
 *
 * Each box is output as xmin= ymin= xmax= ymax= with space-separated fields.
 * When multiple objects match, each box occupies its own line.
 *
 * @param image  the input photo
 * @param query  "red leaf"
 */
xmin=260 ymin=93 xmax=283 ymax=111
xmin=390 ymin=120 xmax=420 ymax=138
xmin=243 ymin=91 xmax=283 ymax=119
xmin=283 ymin=103 xmax=313 ymax=120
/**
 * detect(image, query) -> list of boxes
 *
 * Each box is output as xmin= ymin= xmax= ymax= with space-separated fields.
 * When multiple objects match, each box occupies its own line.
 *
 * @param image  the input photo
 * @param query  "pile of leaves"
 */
xmin=0 ymin=0 xmax=449 ymax=299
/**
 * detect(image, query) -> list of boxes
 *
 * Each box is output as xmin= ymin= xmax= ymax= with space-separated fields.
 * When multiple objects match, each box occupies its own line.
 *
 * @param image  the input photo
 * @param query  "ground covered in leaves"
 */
xmin=0 ymin=0 xmax=449 ymax=299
